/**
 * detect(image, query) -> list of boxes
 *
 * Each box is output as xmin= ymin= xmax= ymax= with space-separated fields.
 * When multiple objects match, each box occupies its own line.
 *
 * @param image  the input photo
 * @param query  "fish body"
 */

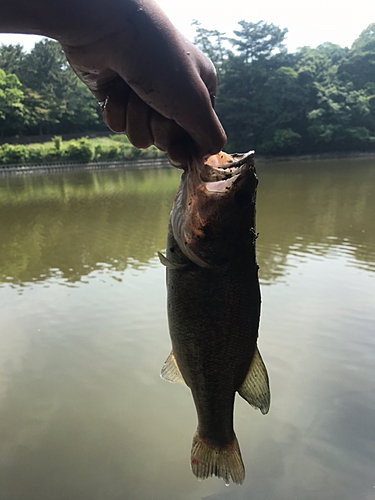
xmin=159 ymin=152 xmax=270 ymax=485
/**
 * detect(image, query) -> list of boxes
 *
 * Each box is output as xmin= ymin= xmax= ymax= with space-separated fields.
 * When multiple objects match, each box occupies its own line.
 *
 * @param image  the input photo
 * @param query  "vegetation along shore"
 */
xmin=0 ymin=135 xmax=164 ymax=166
xmin=0 ymin=21 xmax=374 ymax=158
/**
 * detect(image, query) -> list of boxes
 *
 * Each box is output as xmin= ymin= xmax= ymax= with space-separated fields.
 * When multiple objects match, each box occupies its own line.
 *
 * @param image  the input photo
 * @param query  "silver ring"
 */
xmin=98 ymin=95 xmax=110 ymax=111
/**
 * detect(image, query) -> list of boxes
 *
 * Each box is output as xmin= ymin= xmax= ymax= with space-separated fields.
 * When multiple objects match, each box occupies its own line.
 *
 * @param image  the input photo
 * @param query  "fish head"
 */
xmin=171 ymin=151 xmax=258 ymax=267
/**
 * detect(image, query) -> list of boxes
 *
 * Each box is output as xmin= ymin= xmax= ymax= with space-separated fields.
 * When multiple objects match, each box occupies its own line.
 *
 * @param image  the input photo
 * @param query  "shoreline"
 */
xmin=0 ymin=151 xmax=374 ymax=176
xmin=0 ymin=157 xmax=170 ymax=177
xmin=255 ymin=151 xmax=375 ymax=164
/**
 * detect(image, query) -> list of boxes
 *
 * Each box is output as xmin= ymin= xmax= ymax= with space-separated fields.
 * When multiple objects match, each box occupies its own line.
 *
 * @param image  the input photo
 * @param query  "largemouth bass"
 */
xmin=159 ymin=151 xmax=270 ymax=485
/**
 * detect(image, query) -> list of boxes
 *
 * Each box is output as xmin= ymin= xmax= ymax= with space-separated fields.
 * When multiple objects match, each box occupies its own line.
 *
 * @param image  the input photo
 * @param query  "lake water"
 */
xmin=0 ymin=159 xmax=374 ymax=500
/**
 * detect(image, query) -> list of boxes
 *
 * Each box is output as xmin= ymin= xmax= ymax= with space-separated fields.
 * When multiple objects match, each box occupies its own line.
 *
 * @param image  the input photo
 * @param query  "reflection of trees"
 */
xmin=0 ymin=168 xmax=180 ymax=284
xmin=0 ymin=159 xmax=374 ymax=286
xmin=256 ymin=159 xmax=375 ymax=284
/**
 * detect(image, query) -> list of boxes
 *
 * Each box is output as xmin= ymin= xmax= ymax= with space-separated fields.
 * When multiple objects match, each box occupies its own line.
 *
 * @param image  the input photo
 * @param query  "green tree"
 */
xmin=64 ymin=137 xmax=93 ymax=162
xmin=19 ymin=39 xmax=75 ymax=98
xmin=295 ymin=46 xmax=334 ymax=85
xmin=216 ymin=21 xmax=289 ymax=151
xmin=306 ymin=82 xmax=374 ymax=151
xmin=258 ymin=67 xmax=307 ymax=153
xmin=22 ymin=88 xmax=53 ymax=135
xmin=352 ymin=23 xmax=375 ymax=52
xmin=338 ymin=24 xmax=375 ymax=91
xmin=59 ymin=79 xmax=103 ymax=133
xmin=230 ymin=20 xmax=288 ymax=63
xmin=1 ymin=21 xmax=374 ymax=155
xmin=17 ymin=40 xmax=73 ymax=133
xmin=0 ymin=69 xmax=24 ymax=135
xmin=14 ymin=39 xmax=102 ymax=135
xmin=0 ymin=44 xmax=27 ymax=75
xmin=192 ymin=20 xmax=227 ymax=77
xmin=316 ymin=42 xmax=349 ymax=64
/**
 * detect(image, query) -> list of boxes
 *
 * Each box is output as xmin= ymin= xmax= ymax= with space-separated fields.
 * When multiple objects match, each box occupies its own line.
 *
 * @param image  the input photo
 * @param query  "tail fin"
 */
xmin=190 ymin=431 xmax=245 ymax=485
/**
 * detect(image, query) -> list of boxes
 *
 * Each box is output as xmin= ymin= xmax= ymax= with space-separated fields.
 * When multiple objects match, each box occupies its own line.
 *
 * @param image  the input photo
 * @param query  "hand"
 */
xmin=60 ymin=2 xmax=226 ymax=162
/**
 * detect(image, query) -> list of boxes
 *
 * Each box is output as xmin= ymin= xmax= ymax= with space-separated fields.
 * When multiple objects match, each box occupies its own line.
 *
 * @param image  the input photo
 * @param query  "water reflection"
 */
xmin=1 ymin=159 xmax=375 ymax=287
xmin=0 ymin=169 xmax=180 ymax=285
xmin=256 ymin=158 xmax=375 ymax=283
xmin=0 ymin=160 xmax=374 ymax=500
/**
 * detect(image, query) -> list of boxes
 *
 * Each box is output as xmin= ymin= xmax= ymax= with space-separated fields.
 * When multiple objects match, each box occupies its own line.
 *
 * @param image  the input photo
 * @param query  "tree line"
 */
xmin=194 ymin=20 xmax=375 ymax=154
xmin=1 ymin=21 xmax=375 ymax=155
xmin=0 ymin=40 xmax=106 ymax=137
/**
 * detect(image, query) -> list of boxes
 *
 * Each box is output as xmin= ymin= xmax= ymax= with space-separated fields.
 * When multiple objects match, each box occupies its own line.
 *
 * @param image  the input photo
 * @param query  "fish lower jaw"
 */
xmin=204 ymin=174 xmax=240 ymax=193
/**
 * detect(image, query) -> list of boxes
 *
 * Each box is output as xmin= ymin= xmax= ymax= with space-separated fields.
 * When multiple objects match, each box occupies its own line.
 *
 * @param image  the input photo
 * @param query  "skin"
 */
xmin=164 ymin=154 xmax=261 ymax=483
xmin=0 ymin=0 xmax=226 ymax=161
xmin=167 ymin=230 xmax=260 ymax=445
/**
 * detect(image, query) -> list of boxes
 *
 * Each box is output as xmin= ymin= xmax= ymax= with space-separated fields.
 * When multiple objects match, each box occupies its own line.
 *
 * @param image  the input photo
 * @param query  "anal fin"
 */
xmin=238 ymin=345 xmax=270 ymax=415
xmin=160 ymin=351 xmax=185 ymax=383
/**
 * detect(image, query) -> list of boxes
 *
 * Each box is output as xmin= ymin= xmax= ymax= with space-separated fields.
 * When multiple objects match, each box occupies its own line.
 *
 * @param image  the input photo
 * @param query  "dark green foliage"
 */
xmin=316 ymin=42 xmax=349 ymax=64
xmin=352 ymin=23 xmax=375 ymax=52
xmin=0 ymin=39 xmax=104 ymax=137
xmin=0 ymin=136 xmax=164 ymax=165
xmin=64 ymin=138 xmax=93 ymax=162
xmin=209 ymin=21 xmax=375 ymax=155
xmin=216 ymin=21 xmax=289 ymax=151
xmin=0 ymin=22 xmax=375 ymax=156
xmin=0 ymin=143 xmax=29 ymax=163
xmin=0 ymin=44 xmax=26 ymax=75
xmin=0 ymin=69 xmax=24 ymax=134
xmin=192 ymin=20 xmax=227 ymax=79
xmin=94 ymin=139 xmax=134 ymax=161
xmin=230 ymin=20 xmax=288 ymax=63
xmin=338 ymin=51 xmax=375 ymax=90
xmin=27 ymin=147 xmax=45 ymax=163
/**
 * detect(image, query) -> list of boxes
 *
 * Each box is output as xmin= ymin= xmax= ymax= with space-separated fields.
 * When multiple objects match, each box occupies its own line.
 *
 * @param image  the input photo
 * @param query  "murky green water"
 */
xmin=0 ymin=160 xmax=374 ymax=500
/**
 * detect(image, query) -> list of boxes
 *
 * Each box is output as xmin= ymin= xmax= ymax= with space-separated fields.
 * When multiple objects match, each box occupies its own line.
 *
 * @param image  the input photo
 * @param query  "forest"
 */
xmin=0 ymin=21 xmax=374 ymax=156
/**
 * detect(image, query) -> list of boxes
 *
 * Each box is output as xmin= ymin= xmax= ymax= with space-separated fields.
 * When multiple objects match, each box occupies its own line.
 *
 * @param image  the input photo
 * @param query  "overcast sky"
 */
xmin=0 ymin=0 xmax=374 ymax=52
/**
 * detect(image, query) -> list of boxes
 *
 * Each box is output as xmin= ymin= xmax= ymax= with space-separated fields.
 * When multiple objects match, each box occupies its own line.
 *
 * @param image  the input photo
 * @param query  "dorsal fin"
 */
xmin=160 ymin=351 xmax=185 ymax=383
xmin=238 ymin=346 xmax=270 ymax=415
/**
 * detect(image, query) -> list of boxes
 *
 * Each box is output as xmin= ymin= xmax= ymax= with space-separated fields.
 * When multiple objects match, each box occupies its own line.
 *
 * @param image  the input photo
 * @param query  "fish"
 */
xmin=158 ymin=151 xmax=270 ymax=485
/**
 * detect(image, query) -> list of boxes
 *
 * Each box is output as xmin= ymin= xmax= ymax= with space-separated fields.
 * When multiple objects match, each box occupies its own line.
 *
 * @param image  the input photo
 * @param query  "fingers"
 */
xmin=126 ymin=92 xmax=153 ymax=150
xmin=100 ymin=77 xmax=129 ymax=133
xmin=102 ymin=83 xmax=224 ymax=161
xmin=101 ymin=44 xmax=225 ymax=159
xmin=70 ymin=52 xmax=226 ymax=160
xmin=177 ymin=102 xmax=227 ymax=160
xmin=93 ymin=76 xmax=191 ymax=160
xmin=61 ymin=4 xmax=226 ymax=161
xmin=149 ymin=112 xmax=195 ymax=162
xmin=172 ymin=51 xmax=227 ymax=158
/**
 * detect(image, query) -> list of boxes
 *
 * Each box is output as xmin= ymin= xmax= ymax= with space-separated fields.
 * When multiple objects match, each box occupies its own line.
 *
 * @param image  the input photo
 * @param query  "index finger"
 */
xmin=173 ymin=80 xmax=227 ymax=159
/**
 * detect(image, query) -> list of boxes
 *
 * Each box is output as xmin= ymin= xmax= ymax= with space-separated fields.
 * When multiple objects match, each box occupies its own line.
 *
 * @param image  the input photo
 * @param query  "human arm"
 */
xmin=0 ymin=0 xmax=226 ymax=161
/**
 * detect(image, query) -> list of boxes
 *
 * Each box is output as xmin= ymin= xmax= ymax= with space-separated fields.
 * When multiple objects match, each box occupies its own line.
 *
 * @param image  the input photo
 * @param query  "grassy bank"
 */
xmin=0 ymin=135 xmax=165 ymax=165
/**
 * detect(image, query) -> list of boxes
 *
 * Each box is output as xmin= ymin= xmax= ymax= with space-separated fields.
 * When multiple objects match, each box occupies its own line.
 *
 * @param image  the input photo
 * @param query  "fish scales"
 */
xmin=167 ymin=234 xmax=260 ymax=441
xmin=159 ymin=151 xmax=270 ymax=485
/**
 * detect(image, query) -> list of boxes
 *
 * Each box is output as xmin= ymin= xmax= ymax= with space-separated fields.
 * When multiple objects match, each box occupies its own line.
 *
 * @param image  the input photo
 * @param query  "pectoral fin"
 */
xmin=238 ymin=346 xmax=270 ymax=415
xmin=158 ymin=252 xmax=188 ymax=270
xmin=160 ymin=351 xmax=185 ymax=383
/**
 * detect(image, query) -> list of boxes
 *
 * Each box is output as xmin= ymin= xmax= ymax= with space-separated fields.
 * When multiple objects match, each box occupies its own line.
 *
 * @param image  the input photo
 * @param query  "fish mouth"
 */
xmin=204 ymin=175 xmax=240 ymax=193
xmin=199 ymin=151 xmax=255 ymax=186
xmin=170 ymin=151 xmax=257 ymax=268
